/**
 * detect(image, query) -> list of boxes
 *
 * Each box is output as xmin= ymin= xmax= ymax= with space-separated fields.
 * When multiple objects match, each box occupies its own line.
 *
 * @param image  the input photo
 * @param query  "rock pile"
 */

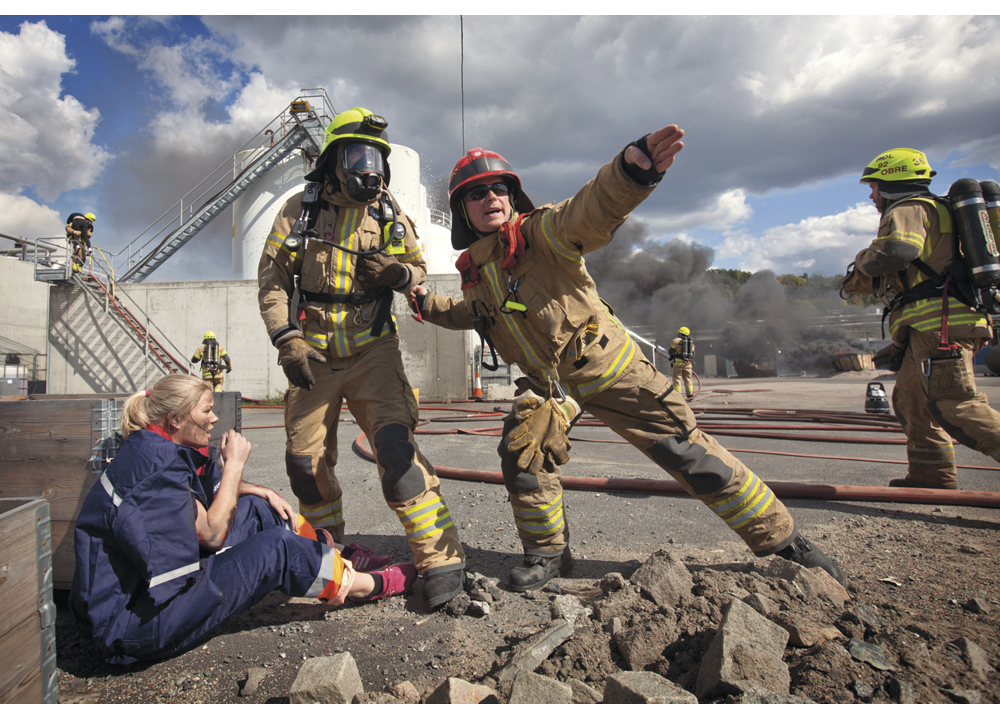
xmin=285 ymin=546 xmax=996 ymax=703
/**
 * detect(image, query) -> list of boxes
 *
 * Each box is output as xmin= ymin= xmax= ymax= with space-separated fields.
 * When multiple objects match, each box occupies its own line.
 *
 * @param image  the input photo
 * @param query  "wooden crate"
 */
xmin=0 ymin=498 xmax=57 ymax=704
xmin=0 ymin=397 xmax=124 ymax=590
xmin=833 ymin=353 xmax=874 ymax=372
xmin=0 ymin=393 xmax=242 ymax=590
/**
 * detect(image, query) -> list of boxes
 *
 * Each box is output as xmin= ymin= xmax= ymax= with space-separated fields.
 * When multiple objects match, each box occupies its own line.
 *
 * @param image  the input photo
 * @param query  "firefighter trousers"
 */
xmin=892 ymin=329 xmax=1000 ymax=488
xmin=671 ymin=360 xmax=694 ymax=397
xmin=498 ymin=358 xmax=795 ymax=557
xmin=283 ymin=336 xmax=465 ymax=574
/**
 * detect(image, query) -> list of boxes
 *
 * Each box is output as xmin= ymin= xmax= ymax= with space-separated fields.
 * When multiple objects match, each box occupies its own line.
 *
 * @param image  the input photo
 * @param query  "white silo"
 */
xmin=232 ymin=148 xmax=311 ymax=279
xmin=232 ymin=143 xmax=457 ymax=280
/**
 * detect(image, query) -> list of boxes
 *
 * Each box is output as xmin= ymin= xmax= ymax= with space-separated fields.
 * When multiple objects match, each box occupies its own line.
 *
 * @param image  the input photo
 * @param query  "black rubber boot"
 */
xmin=889 ymin=476 xmax=958 ymax=490
xmin=507 ymin=547 xmax=574 ymax=592
xmin=422 ymin=566 xmax=465 ymax=609
xmin=776 ymin=534 xmax=847 ymax=588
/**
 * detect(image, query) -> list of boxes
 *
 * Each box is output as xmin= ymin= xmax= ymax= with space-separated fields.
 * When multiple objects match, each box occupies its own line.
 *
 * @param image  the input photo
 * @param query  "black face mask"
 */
xmin=341 ymin=143 xmax=386 ymax=202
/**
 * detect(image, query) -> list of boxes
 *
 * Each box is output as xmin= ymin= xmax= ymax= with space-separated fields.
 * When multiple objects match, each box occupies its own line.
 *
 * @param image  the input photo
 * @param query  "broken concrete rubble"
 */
xmin=497 ymin=619 xmax=575 ymax=683
xmin=696 ymin=598 xmax=791 ymax=699
xmin=289 ymin=653 xmax=363 ymax=704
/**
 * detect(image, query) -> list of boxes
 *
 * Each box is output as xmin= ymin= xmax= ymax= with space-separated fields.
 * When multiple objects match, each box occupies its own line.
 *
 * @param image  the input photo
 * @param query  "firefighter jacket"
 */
xmin=856 ymin=197 xmax=990 ymax=343
xmin=669 ymin=336 xmax=695 ymax=364
xmin=258 ymin=184 xmax=425 ymax=360
xmin=421 ymin=154 xmax=656 ymax=402
xmin=70 ymin=427 xmax=224 ymax=662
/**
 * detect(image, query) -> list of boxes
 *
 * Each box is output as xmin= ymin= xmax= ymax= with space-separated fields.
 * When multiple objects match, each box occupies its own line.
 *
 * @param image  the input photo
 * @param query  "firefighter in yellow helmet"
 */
xmin=66 ymin=212 xmax=95 ymax=273
xmin=843 ymin=148 xmax=1000 ymax=489
xmin=410 ymin=124 xmax=845 ymax=592
xmin=257 ymin=107 xmax=466 ymax=609
xmin=190 ymin=331 xmax=232 ymax=391
xmin=668 ymin=326 xmax=695 ymax=401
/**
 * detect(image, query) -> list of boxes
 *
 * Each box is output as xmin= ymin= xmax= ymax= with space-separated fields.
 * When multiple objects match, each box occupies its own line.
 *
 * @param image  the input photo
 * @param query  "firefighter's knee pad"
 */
xmin=372 ymin=423 xmax=427 ymax=503
xmin=646 ymin=435 xmax=734 ymax=495
xmin=500 ymin=448 xmax=540 ymax=494
xmin=285 ymin=452 xmax=325 ymax=505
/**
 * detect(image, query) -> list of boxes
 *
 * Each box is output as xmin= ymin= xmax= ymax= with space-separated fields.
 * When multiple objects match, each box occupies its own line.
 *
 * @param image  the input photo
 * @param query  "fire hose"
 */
xmin=242 ymin=399 xmax=1000 ymax=508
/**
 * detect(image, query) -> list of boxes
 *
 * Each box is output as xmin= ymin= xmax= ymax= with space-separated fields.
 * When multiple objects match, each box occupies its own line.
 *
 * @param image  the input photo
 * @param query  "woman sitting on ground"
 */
xmin=70 ymin=374 xmax=416 ymax=665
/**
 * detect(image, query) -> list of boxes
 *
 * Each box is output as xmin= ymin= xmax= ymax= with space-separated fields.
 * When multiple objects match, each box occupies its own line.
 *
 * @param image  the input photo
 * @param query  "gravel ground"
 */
xmin=54 ymin=371 xmax=1000 ymax=704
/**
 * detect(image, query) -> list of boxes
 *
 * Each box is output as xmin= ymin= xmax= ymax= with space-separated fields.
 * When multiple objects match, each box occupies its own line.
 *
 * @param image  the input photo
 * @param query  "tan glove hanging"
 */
xmin=506 ymin=391 xmax=581 ymax=475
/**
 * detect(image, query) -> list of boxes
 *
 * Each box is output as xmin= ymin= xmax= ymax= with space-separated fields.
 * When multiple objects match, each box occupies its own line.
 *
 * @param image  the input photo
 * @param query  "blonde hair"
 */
xmin=120 ymin=374 xmax=213 ymax=437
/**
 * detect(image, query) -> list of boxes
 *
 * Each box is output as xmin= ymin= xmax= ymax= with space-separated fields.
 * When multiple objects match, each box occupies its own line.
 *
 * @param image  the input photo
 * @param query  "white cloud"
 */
xmin=0 ymin=193 xmax=65 ymax=248
xmin=641 ymin=189 xmax=753 ymax=237
xmin=715 ymin=202 xmax=879 ymax=275
xmin=0 ymin=20 xmax=110 ymax=203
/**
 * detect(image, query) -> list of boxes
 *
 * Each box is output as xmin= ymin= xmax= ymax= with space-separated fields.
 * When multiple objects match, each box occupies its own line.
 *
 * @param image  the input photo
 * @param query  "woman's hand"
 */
xmin=265 ymin=489 xmax=298 ymax=532
xmin=220 ymin=430 xmax=252 ymax=468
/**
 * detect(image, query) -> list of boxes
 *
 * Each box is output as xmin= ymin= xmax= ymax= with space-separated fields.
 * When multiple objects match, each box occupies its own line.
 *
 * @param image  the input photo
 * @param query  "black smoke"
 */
xmin=585 ymin=218 xmax=867 ymax=374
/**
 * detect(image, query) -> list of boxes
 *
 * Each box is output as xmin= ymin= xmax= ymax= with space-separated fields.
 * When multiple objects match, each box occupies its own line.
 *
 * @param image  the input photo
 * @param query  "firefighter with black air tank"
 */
xmin=408 ymin=124 xmax=845 ymax=593
xmin=191 ymin=331 xmax=232 ymax=391
xmin=842 ymin=148 xmax=1000 ymax=490
xmin=669 ymin=326 xmax=695 ymax=400
xmin=257 ymin=108 xmax=466 ymax=609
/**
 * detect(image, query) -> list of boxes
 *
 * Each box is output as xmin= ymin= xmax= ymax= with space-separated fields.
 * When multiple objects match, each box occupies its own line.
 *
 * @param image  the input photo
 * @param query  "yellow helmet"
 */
xmin=320 ymin=107 xmax=391 ymax=156
xmin=678 ymin=327 xmax=690 ymax=336
xmin=204 ymin=331 xmax=216 ymax=340
xmin=860 ymin=148 xmax=935 ymax=184
xmin=84 ymin=212 xmax=96 ymax=222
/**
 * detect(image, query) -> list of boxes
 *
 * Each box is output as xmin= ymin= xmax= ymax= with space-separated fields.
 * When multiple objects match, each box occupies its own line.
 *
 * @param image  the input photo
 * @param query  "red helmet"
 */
xmin=448 ymin=148 xmax=534 ymax=250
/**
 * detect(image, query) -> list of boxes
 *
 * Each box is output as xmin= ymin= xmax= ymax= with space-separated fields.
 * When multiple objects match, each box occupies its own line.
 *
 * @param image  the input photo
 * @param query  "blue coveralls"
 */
xmin=70 ymin=428 xmax=338 ymax=665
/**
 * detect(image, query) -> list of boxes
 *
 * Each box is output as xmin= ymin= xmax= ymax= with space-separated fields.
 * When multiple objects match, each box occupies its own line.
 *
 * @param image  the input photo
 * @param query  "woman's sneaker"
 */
xmin=345 ymin=542 xmax=392 ymax=572
xmin=360 ymin=563 xmax=418 ymax=602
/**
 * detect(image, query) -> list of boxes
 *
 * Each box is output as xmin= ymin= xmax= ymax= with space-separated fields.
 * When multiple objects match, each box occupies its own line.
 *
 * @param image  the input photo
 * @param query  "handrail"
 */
xmin=79 ymin=272 xmax=193 ymax=375
xmin=103 ymin=89 xmax=336 ymax=281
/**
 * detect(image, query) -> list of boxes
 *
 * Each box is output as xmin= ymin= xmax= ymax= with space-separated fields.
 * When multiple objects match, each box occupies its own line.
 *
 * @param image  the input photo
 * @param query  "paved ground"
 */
xmin=238 ymin=371 xmax=1000 ymax=580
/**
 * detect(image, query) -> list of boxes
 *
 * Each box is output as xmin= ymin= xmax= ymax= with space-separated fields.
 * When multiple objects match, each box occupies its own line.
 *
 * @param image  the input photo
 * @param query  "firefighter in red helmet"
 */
xmin=410 ymin=126 xmax=846 ymax=592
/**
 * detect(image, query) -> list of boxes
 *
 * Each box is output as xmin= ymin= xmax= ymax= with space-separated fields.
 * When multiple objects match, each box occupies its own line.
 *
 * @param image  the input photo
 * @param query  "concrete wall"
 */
xmin=47 ymin=274 xmax=471 ymax=400
xmin=0 ymin=257 xmax=50 ymax=382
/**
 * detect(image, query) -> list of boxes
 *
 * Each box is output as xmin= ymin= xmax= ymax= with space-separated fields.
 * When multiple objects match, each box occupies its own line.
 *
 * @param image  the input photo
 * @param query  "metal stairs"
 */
xmin=115 ymin=89 xmax=334 ymax=283
xmin=46 ymin=272 xmax=195 ymax=393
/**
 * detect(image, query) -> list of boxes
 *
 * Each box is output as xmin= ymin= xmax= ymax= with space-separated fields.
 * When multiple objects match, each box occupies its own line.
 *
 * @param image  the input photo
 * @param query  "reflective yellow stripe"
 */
xmin=575 ymin=294 xmax=637 ymax=399
xmin=267 ymin=233 xmax=298 ymax=257
xmin=481 ymin=261 xmax=553 ymax=382
xmin=396 ymin=496 xmax=454 ymax=541
xmin=540 ymin=213 xmax=583 ymax=263
xmin=303 ymin=332 xmax=328 ymax=350
xmin=397 ymin=246 xmax=423 ymax=263
xmin=301 ymin=498 xmax=343 ymax=527
xmin=353 ymin=316 xmax=396 ymax=348
xmin=708 ymin=472 xmax=775 ymax=530
xmin=512 ymin=492 xmax=565 ymax=534
xmin=332 ymin=209 xmax=359 ymax=293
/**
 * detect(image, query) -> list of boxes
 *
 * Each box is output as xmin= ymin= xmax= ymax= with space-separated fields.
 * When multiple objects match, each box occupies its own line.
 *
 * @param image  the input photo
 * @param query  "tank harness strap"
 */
xmin=299 ymin=286 xmax=395 ymax=337
xmin=470 ymin=299 xmax=500 ymax=371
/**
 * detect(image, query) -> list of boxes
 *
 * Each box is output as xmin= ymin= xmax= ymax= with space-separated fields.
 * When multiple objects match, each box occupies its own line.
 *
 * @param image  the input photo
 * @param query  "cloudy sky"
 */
xmin=2 ymin=12 xmax=998 ymax=283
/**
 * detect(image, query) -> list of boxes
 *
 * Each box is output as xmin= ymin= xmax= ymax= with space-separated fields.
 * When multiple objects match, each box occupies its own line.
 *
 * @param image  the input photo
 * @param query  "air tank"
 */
xmin=231 ymin=143 xmax=457 ymax=279
xmin=949 ymin=178 xmax=1000 ymax=288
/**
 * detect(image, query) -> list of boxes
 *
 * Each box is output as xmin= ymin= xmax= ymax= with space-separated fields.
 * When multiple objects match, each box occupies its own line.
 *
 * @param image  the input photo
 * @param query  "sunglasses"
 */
xmin=464 ymin=182 xmax=510 ymax=202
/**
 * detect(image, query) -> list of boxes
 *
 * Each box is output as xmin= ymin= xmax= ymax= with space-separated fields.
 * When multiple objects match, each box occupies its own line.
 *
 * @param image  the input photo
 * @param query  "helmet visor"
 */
xmin=342 ymin=143 xmax=385 ymax=175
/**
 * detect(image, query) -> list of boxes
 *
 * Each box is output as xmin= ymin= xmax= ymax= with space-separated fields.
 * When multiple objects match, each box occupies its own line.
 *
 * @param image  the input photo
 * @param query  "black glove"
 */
xmin=355 ymin=253 xmax=412 ymax=291
xmin=278 ymin=337 xmax=326 ymax=390
xmin=621 ymin=134 xmax=665 ymax=187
